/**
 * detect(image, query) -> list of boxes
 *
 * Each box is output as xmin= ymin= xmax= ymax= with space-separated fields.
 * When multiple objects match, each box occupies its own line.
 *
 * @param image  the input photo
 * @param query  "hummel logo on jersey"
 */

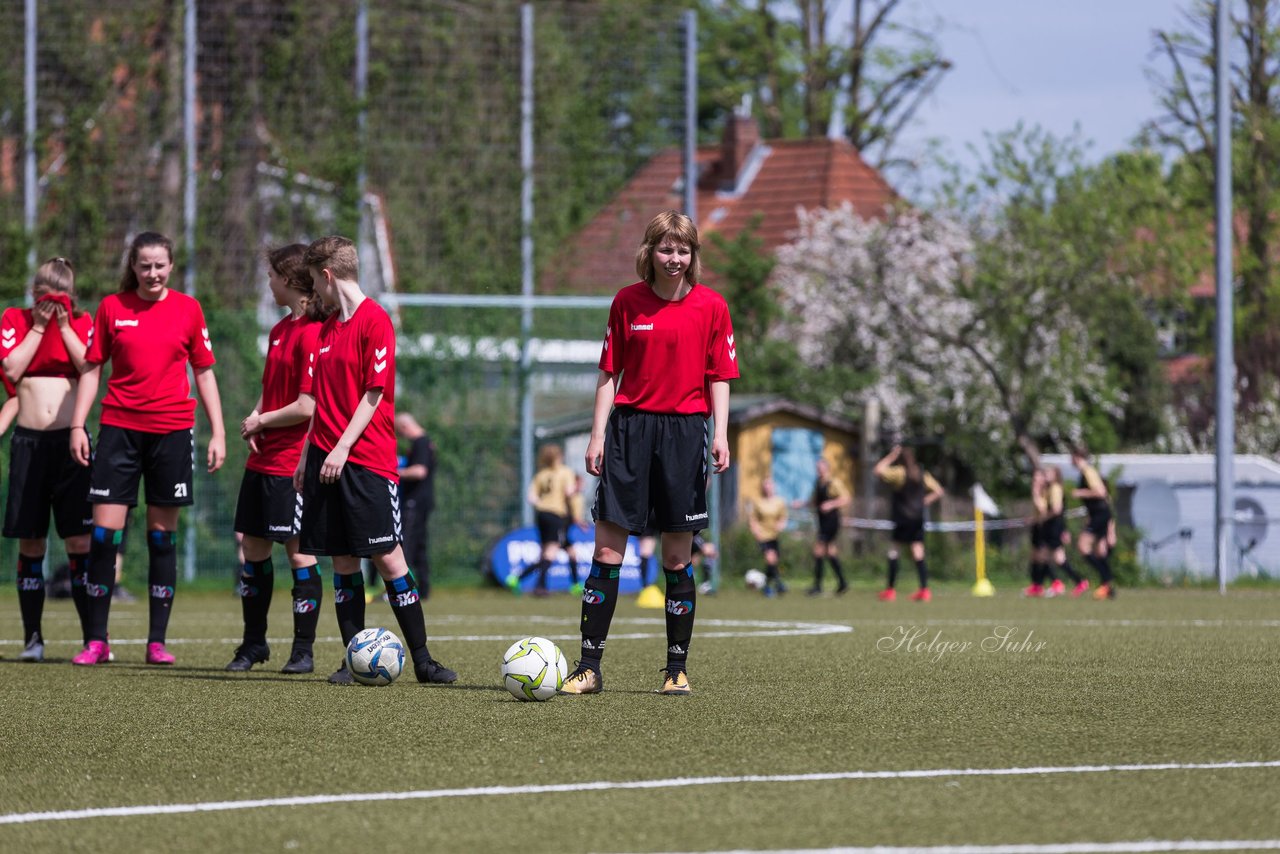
xmin=115 ymin=319 xmax=139 ymax=328
xmin=603 ymin=327 xmax=611 ymax=350
xmin=727 ymin=333 xmax=736 ymax=361
xmin=374 ymin=346 xmax=387 ymax=374
xmin=319 ymin=345 xmax=331 ymax=354
xmin=272 ymin=339 xmax=281 ymax=347
xmin=1 ymin=329 xmax=15 ymax=348
xmin=202 ymin=327 xmax=212 ymax=351
xmin=631 ymin=323 xmax=654 ymax=332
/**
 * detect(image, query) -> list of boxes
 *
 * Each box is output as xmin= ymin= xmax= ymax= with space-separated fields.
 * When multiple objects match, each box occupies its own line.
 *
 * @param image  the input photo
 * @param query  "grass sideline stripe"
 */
xmin=3 ymin=760 xmax=1277 ymax=827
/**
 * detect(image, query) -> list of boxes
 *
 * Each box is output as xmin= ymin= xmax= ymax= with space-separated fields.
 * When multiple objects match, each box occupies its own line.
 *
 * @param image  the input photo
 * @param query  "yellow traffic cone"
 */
xmin=635 ymin=584 xmax=664 ymax=609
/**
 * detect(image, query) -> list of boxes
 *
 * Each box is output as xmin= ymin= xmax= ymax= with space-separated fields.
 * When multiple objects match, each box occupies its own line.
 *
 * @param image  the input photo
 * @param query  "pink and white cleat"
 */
xmin=72 ymin=640 xmax=112 ymax=666
xmin=146 ymin=642 xmax=176 ymax=665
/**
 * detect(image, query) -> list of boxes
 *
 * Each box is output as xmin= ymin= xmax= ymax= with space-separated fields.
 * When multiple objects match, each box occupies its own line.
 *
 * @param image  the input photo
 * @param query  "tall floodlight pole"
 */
xmin=519 ymin=3 xmax=536 ymax=527
xmin=182 ymin=0 xmax=198 ymax=581
xmin=1213 ymin=0 xmax=1235 ymax=594
xmin=355 ymin=1 xmax=369 ymax=250
xmin=24 ymin=0 xmax=36 ymax=274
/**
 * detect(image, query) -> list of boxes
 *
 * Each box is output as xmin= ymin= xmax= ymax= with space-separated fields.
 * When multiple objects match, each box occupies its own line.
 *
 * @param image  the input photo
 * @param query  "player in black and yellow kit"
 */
xmin=748 ymin=478 xmax=788 ymax=596
xmin=873 ymin=445 xmax=944 ymax=602
xmin=805 ymin=458 xmax=850 ymax=595
xmin=1071 ymin=446 xmax=1115 ymax=599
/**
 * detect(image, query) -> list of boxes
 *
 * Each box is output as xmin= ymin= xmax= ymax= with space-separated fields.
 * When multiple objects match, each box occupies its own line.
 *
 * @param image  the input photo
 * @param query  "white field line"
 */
xmin=1 ymin=760 xmax=1277 ymax=828
xmin=663 ymin=842 xmax=1280 ymax=853
xmin=0 ymin=617 xmax=853 ymax=647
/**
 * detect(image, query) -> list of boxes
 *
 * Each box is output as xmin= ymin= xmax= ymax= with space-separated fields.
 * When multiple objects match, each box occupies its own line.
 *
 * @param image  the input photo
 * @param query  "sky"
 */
xmin=876 ymin=0 xmax=1191 ymax=176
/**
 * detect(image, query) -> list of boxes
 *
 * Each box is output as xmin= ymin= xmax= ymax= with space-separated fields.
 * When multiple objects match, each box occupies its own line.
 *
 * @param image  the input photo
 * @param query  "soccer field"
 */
xmin=1 ymin=585 xmax=1278 ymax=853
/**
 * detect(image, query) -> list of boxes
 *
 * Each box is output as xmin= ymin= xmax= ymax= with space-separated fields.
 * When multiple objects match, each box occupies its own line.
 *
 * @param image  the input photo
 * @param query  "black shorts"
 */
xmin=299 ymin=445 xmax=402 ymax=558
xmin=88 ymin=425 xmax=194 ymax=507
xmin=1029 ymin=522 xmax=1047 ymax=549
xmin=1041 ymin=516 xmax=1066 ymax=547
xmin=536 ymin=510 xmax=567 ymax=546
xmin=592 ymin=408 xmax=708 ymax=534
xmin=817 ymin=513 xmax=840 ymax=544
xmin=235 ymin=469 xmax=302 ymax=542
xmin=4 ymin=426 xmax=93 ymax=540
xmin=1085 ymin=507 xmax=1112 ymax=539
xmin=892 ymin=517 xmax=925 ymax=545
xmin=757 ymin=538 xmax=780 ymax=555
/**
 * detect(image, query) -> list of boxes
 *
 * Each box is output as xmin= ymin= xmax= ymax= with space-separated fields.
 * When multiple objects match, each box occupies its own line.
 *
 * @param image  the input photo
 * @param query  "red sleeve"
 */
xmin=188 ymin=299 xmax=216 ymax=369
xmin=363 ymin=310 xmax=393 ymax=391
xmin=297 ymin=322 xmax=319 ymax=396
xmin=597 ymin=298 xmax=624 ymax=374
xmin=72 ymin=311 xmax=93 ymax=346
xmin=85 ymin=300 xmax=113 ymax=365
xmin=0 ymin=308 xmax=30 ymax=360
xmin=707 ymin=297 xmax=739 ymax=381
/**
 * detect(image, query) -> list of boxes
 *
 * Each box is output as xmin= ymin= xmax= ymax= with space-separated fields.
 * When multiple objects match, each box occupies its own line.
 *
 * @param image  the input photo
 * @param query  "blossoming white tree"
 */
xmin=774 ymin=202 xmax=1124 ymax=478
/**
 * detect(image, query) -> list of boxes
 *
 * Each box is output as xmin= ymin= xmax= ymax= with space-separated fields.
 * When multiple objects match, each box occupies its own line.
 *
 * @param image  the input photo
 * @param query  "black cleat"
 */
xmin=280 ymin=649 xmax=314 ymax=674
xmin=225 ymin=643 xmax=270 ymax=672
xmin=328 ymin=662 xmax=354 ymax=684
xmin=415 ymin=658 xmax=458 ymax=684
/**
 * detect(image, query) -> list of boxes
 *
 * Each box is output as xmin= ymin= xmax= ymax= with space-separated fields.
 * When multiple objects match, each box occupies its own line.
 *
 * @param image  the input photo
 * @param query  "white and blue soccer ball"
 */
xmin=346 ymin=627 xmax=405 ymax=686
xmin=501 ymin=636 xmax=568 ymax=701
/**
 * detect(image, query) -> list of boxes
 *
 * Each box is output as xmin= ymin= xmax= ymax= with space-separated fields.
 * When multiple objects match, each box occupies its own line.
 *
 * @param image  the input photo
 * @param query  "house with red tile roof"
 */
xmin=547 ymin=111 xmax=898 ymax=294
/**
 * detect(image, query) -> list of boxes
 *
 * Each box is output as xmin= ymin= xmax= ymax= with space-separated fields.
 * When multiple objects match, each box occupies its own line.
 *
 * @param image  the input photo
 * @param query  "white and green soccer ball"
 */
xmin=346 ymin=627 xmax=405 ymax=686
xmin=500 ymin=636 xmax=568 ymax=701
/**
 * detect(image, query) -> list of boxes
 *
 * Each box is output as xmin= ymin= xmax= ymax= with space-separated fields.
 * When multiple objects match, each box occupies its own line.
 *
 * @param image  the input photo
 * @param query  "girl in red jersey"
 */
xmin=1 ymin=258 xmax=94 ymax=661
xmin=293 ymin=236 xmax=455 ymax=686
xmin=560 ymin=210 xmax=738 ymax=697
xmin=224 ymin=245 xmax=331 ymax=674
xmin=69 ymin=232 xmax=226 ymax=666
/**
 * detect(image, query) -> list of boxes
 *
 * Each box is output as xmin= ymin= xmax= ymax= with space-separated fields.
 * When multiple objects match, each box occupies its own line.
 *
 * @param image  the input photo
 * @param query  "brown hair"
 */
xmin=269 ymin=243 xmax=333 ymax=322
xmin=33 ymin=257 xmax=76 ymax=307
xmin=634 ymin=210 xmax=702 ymax=286
xmin=537 ymin=443 xmax=563 ymax=470
xmin=304 ymin=235 xmax=358 ymax=283
xmin=119 ymin=232 xmax=174 ymax=292
xmin=900 ymin=446 xmax=922 ymax=484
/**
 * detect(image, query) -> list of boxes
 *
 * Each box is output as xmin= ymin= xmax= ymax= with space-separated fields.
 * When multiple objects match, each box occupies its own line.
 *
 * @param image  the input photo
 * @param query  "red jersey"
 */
xmin=246 ymin=313 xmax=321 ymax=476
xmin=307 ymin=298 xmax=398 ymax=481
xmin=598 ymin=282 xmax=738 ymax=415
xmin=85 ymin=290 xmax=217 ymax=433
xmin=0 ymin=306 xmax=93 ymax=379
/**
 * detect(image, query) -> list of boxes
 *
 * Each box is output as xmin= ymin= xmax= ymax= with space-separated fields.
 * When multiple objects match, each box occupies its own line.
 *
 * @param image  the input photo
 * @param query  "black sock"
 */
xmin=579 ymin=560 xmax=621 ymax=669
xmin=567 ymin=552 xmax=580 ymax=584
xmin=147 ymin=530 xmax=178 ymax=644
xmin=1058 ymin=559 xmax=1082 ymax=584
xmin=333 ymin=572 xmax=366 ymax=647
xmin=887 ymin=556 xmax=899 ymax=589
xmin=664 ymin=565 xmax=696 ymax=672
xmin=765 ymin=560 xmax=781 ymax=589
xmin=520 ymin=558 xmax=551 ymax=589
xmin=829 ymin=557 xmax=847 ymax=587
xmin=68 ymin=552 xmax=90 ymax=645
xmin=16 ymin=554 xmax=45 ymax=643
xmin=86 ymin=527 xmax=121 ymax=642
xmin=1028 ymin=561 xmax=1040 ymax=585
xmin=290 ymin=564 xmax=322 ymax=650
xmin=812 ymin=555 xmax=825 ymax=589
xmin=915 ymin=559 xmax=928 ymax=588
xmin=1095 ymin=553 xmax=1114 ymax=584
xmin=385 ymin=573 xmax=430 ymax=657
xmin=237 ymin=557 xmax=274 ymax=646
xmin=1041 ymin=562 xmax=1058 ymax=583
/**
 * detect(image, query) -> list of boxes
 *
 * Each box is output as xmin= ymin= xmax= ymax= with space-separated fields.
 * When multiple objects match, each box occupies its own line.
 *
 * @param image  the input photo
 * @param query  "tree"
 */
xmin=1146 ymin=0 xmax=1280 ymax=397
xmin=773 ymin=128 xmax=1167 ymax=484
xmin=697 ymin=0 xmax=950 ymax=169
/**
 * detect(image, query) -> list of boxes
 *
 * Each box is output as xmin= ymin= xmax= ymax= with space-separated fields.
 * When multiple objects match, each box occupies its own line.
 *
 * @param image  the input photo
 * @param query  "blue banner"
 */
xmin=488 ymin=524 xmax=646 ymax=593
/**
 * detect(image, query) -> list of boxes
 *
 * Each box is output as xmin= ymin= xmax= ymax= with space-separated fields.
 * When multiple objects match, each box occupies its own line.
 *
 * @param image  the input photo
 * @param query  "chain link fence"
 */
xmin=0 ymin=0 xmax=690 ymax=587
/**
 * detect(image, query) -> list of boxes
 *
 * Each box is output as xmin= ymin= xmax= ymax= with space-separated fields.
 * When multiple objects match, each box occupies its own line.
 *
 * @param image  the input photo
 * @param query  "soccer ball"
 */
xmin=744 ymin=568 xmax=767 ymax=590
xmin=345 ymin=627 xmax=405 ymax=686
xmin=501 ymin=636 xmax=568 ymax=701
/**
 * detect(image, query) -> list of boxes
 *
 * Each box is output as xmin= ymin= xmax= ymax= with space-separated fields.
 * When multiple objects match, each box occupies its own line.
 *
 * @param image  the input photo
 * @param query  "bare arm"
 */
xmin=193 ymin=366 xmax=227 ymax=473
xmin=55 ymin=307 xmax=87 ymax=372
xmin=319 ymin=388 xmax=383 ymax=483
xmin=584 ymin=371 xmax=617 ymax=477
xmin=710 ymin=379 xmax=730 ymax=474
xmin=1 ymin=304 xmax=54 ymax=383
xmin=242 ymin=392 xmax=315 ymax=435
xmin=872 ymin=445 xmax=901 ymax=478
xmin=0 ymin=396 xmax=17 ymax=435
xmin=69 ymin=362 xmax=102 ymax=466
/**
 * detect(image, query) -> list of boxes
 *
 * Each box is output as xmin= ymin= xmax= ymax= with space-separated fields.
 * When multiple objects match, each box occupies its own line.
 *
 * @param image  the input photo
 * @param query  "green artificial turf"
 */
xmin=1 ymin=584 xmax=1278 ymax=852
